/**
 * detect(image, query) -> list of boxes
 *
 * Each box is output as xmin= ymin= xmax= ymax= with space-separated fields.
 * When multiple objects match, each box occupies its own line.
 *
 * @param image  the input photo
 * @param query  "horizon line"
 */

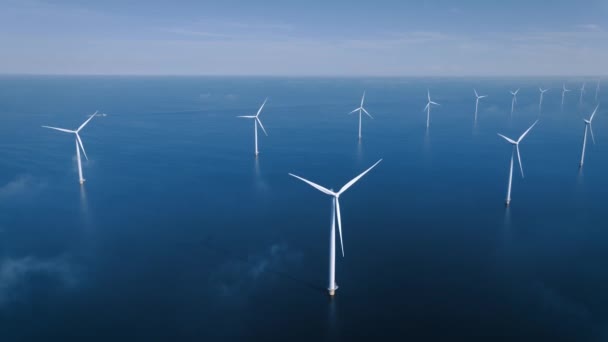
xmin=0 ymin=73 xmax=605 ymax=79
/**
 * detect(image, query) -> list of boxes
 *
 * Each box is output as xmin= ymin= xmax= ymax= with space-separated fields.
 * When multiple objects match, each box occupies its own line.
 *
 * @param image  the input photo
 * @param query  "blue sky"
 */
xmin=0 ymin=0 xmax=606 ymax=76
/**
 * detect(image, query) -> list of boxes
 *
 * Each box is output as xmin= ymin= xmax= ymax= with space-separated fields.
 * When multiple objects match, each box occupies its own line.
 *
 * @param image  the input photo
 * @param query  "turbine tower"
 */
xmin=497 ymin=120 xmax=538 ymax=206
xmin=424 ymin=90 xmax=440 ymax=128
xmin=237 ymin=98 xmax=268 ymax=156
xmin=539 ymin=88 xmax=549 ymax=112
xmin=510 ymin=89 xmax=519 ymax=115
xmin=474 ymin=89 xmax=487 ymax=121
xmin=561 ymin=84 xmax=571 ymax=106
xmin=348 ymin=91 xmax=373 ymax=140
xmin=42 ymin=111 xmax=101 ymax=184
xmin=289 ymin=159 xmax=382 ymax=296
xmin=580 ymin=105 xmax=599 ymax=168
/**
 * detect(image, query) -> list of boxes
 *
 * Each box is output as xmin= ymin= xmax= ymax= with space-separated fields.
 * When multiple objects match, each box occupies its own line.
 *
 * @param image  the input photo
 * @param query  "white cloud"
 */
xmin=210 ymin=242 xmax=303 ymax=298
xmin=575 ymin=24 xmax=603 ymax=32
xmin=0 ymin=174 xmax=45 ymax=200
xmin=0 ymin=256 xmax=77 ymax=307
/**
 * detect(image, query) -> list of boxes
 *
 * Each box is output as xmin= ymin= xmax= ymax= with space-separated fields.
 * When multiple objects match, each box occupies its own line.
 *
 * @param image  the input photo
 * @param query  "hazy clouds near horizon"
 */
xmin=0 ymin=0 xmax=606 ymax=76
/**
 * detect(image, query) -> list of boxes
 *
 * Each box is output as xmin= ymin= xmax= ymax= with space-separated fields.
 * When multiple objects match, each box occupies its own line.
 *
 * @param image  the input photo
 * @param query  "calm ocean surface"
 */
xmin=0 ymin=76 xmax=606 ymax=341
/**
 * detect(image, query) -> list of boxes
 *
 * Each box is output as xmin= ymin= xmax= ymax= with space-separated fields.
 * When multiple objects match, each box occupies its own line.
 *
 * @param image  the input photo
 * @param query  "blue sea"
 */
xmin=0 ymin=76 xmax=606 ymax=341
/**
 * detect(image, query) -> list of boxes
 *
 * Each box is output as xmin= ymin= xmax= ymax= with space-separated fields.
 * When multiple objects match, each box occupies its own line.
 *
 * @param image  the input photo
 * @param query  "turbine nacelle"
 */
xmin=474 ymin=89 xmax=487 ymax=100
xmin=289 ymin=159 xmax=382 ymax=259
xmin=498 ymin=120 xmax=538 ymax=178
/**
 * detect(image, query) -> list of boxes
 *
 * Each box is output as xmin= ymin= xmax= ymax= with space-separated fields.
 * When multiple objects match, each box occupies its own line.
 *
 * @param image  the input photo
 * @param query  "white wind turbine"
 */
xmin=238 ymin=98 xmax=268 ymax=156
xmin=510 ymin=89 xmax=519 ymax=114
xmin=579 ymin=105 xmax=599 ymax=168
xmin=580 ymin=82 xmax=586 ymax=105
xmin=497 ymin=120 xmax=538 ymax=206
xmin=348 ymin=91 xmax=373 ymax=140
xmin=424 ymin=90 xmax=440 ymax=128
xmin=42 ymin=111 xmax=100 ymax=184
xmin=474 ymin=89 xmax=487 ymax=121
xmin=561 ymin=83 xmax=571 ymax=106
xmin=539 ymin=88 xmax=549 ymax=112
xmin=289 ymin=159 xmax=382 ymax=296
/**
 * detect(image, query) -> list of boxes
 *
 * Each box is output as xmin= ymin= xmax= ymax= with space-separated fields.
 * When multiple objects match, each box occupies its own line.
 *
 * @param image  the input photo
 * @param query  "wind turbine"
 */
xmin=42 ymin=111 xmax=100 ymax=185
xmin=288 ymin=159 xmax=382 ymax=296
xmin=580 ymin=105 xmax=599 ymax=168
xmin=580 ymin=82 xmax=586 ymax=105
xmin=237 ymin=98 xmax=268 ymax=156
xmin=561 ymin=84 xmax=571 ymax=106
xmin=474 ymin=89 xmax=487 ymax=121
xmin=539 ymin=88 xmax=549 ymax=112
xmin=424 ymin=90 xmax=440 ymax=128
xmin=497 ymin=120 xmax=538 ymax=206
xmin=348 ymin=91 xmax=373 ymax=140
xmin=510 ymin=89 xmax=519 ymax=114
xmin=596 ymin=79 xmax=601 ymax=102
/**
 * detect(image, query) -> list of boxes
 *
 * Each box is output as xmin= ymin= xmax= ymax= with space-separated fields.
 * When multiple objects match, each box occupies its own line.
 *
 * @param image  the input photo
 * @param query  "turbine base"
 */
xmin=505 ymin=199 xmax=510 ymax=207
xmin=79 ymin=179 xmax=85 ymax=185
xmin=328 ymin=284 xmax=338 ymax=296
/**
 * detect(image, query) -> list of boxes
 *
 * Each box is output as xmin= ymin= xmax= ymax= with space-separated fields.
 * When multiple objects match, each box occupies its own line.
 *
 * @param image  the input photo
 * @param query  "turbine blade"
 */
xmin=516 ymin=145 xmax=524 ymax=178
xmin=430 ymin=101 xmax=440 ymax=106
xmin=362 ymin=107 xmax=373 ymax=119
xmin=41 ymin=126 xmax=75 ymax=134
xmin=589 ymin=124 xmax=596 ymax=144
xmin=76 ymin=133 xmax=88 ymax=161
xmin=256 ymin=117 xmax=268 ymax=136
xmin=474 ymin=89 xmax=478 ymax=98
xmin=288 ymin=173 xmax=335 ymax=196
xmin=348 ymin=108 xmax=360 ymax=115
xmin=237 ymin=115 xmax=256 ymax=118
xmin=590 ymin=104 xmax=599 ymax=122
xmin=256 ymin=98 xmax=268 ymax=117
xmin=77 ymin=111 xmax=97 ymax=132
xmin=497 ymin=133 xmax=517 ymax=145
xmin=518 ymin=120 xmax=539 ymax=142
xmin=361 ymin=91 xmax=366 ymax=107
xmin=336 ymin=198 xmax=344 ymax=258
xmin=427 ymin=89 xmax=430 ymax=101
xmin=338 ymin=159 xmax=382 ymax=195
xmin=424 ymin=103 xmax=429 ymax=112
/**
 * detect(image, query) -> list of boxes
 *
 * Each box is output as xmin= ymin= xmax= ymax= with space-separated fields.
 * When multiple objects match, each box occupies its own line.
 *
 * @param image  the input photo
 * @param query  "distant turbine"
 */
xmin=497 ymin=120 xmax=538 ymax=206
xmin=580 ymin=82 xmax=586 ymax=105
xmin=424 ymin=90 xmax=440 ymax=128
xmin=539 ymin=88 xmax=549 ymax=112
xmin=289 ymin=159 xmax=382 ymax=296
xmin=580 ymin=105 xmax=599 ymax=168
xmin=42 ymin=111 xmax=100 ymax=184
xmin=474 ymin=89 xmax=487 ymax=121
xmin=348 ymin=91 xmax=373 ymax=140
xmin=510 ymin=89 xmax=519 ymax=114
xmin=237 ymin=98 xmax=268 ymax=156
xmin=561 ymin=83 xmax=571 ymax=106
xmin=596 ymin=79 xmax=601 ymax=102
